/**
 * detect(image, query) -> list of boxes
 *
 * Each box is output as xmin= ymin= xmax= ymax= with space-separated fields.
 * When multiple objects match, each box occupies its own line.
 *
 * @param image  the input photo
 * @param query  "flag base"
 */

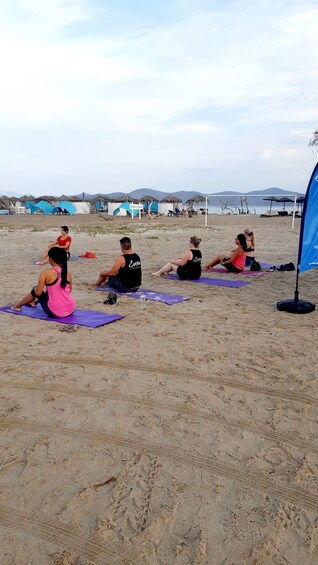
xmin=277 ymin=298 xmax=315 ymax=314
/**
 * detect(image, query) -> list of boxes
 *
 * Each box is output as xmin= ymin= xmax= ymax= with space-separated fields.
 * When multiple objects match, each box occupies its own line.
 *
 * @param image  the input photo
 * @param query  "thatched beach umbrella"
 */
xmin=186 ymin=195 xmax=205 ymax=205
xmin=139 ymin=195 xmax=159 ymax=215
xmin=160 ymin=195 xmax=182 ymax=203
xmin=58 ymin=194 xmax=71 ymax=201
xmin=0 ymin=196 xmax=14 ymax=209
xmin=139 ymin=195 xmax=159 ymax=203
xmin=116 ymin=195 xmax=138 ymax=203
xmin=20 ymin=195 xmax=35 ymax=203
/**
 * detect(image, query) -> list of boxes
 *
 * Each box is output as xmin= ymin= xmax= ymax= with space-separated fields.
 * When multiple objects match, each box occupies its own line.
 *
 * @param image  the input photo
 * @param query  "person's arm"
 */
xmin=171 ymin=250 xmax=192 ymax=267
xmin=68 ymin=272 xmax=73 ymax=292
xmin=33 ymin=271 xmax=48 ymax=297
xmin=222 ymin=249 xmax=239 ymax=265
xmin=99 ymin=256 xmax=125 ymax=277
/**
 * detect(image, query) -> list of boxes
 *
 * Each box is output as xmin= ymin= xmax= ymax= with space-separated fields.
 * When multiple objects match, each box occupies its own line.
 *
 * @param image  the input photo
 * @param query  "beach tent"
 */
xmin=52 ymin=201 xmax=77 ymax=215
xmin=29 ymin=200 xmax=54 ymax=215
xmin=113 ymin=201 xmax=139 ymax=217
xmin=139 ymin=195 xmax=159 ymax=214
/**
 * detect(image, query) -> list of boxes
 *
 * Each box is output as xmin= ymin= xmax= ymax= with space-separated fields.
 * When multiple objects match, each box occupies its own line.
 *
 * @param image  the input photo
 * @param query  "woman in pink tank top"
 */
xmin=203 ymin=234 xmax=248 ymax=273
xmin=11 ymin=247 xmax=76 ymax=317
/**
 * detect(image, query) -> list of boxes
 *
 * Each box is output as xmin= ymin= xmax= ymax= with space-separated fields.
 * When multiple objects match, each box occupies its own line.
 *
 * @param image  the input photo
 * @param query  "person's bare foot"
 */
xmin=10 ymin=305 xmax=22 ymax=312
xmin=152 ymin=272 xmax=161 ymax=277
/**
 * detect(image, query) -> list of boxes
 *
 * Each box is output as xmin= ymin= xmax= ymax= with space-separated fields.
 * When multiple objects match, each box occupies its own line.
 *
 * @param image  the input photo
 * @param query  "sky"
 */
xmin=0 ymin=0 xmax=318 ymax=197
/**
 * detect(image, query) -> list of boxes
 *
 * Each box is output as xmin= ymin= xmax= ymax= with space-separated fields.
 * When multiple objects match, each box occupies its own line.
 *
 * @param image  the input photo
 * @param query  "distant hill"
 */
xmin=0 ymin=187 xmax=305 ymax=203
xmin=73 ymin=187 xmax=304 ymax=204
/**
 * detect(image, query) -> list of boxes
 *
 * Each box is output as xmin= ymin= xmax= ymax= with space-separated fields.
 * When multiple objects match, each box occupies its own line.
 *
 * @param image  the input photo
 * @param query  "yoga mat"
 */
xmin=203 ymin=267 xmax=266 ymax=276
xmin=97 ymin=286 xmax=190 ymax=305
xmin=68 ymin=256 xmax=84 ymax=262
xmin=166 ymin=274 xmax=250 ymax=288
xmin=261 ymin=263 xmax=280 ymax=270
xmin=0 ymin=305 xmax=124 ymax=328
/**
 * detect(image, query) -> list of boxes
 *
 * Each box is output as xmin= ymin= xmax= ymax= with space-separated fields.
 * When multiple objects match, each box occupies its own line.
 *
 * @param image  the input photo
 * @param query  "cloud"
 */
xmin=0 ymin=0 xmax=318 ymax=194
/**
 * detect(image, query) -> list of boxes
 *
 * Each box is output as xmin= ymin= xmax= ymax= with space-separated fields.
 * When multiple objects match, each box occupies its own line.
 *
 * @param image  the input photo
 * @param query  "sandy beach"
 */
xmin=1 ymin=212 xmax=318 ymax=565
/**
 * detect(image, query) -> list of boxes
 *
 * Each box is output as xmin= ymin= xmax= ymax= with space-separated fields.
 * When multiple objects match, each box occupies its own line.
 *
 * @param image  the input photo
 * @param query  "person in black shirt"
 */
xmin=95 ymin=237 xmax=142 ymax=292
xmin=152 ymin=236 xmax=202 ymax=280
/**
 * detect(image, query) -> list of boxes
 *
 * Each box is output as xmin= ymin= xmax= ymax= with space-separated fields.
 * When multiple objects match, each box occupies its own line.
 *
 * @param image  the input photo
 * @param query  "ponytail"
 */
xmin=48 ymin=247 xmax=68 ymax=288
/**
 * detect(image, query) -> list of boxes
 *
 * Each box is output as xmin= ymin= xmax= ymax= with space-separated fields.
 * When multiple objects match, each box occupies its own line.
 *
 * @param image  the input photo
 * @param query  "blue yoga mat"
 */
xmin=0 ymin=305 xmax=124 ymax=328
xmin=166 ymin=274 xmax=250 ymax=288
xmin=97 ymin=286 xmax=190 ymax=305
xmin=68 ymin=256 xmax=84 ymax=262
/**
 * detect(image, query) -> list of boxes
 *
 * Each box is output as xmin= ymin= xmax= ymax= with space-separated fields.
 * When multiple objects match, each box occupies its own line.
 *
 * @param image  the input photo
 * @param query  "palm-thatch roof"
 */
xmin=115 ymin=195 xmax=138 ymax=203
xmin=0 ymin=196 xmax=15 ymax=209
xmin=186 ymin=195 xmax=206 ymax=204
xmin=91 ymin=194 xmax=110 ymax=203
xmin=20 ymin=195 xmax=36 ymax=202
xmin=57 ymin=194 xmax=71 ymax=202
xmin=160 ymin=194 xmax=182 ymax=203
xmin=139 ymin=195 xmax=159 ymax=202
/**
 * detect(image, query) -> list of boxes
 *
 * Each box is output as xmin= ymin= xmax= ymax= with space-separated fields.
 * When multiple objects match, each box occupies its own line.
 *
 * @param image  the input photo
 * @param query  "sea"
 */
xmin=202 ymin=205 xmax=298 ymax=216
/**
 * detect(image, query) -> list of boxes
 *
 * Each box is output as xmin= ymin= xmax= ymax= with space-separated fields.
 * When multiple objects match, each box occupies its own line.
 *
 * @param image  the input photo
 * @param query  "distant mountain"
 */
xmin=73 ymin=189 xmax=206 ymax=202
xmin=1 ymin=187 xmax=305 ymax=203
xmin=74 ymin=187 xmax=304 ymax=204
xmin=0 ymin=190 xmax=26 ymax=197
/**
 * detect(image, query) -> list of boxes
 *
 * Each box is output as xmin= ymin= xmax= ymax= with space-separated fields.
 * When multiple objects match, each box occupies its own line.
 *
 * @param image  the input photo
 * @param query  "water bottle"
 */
xmin=139 ymin=291 xmax=146 ymax=309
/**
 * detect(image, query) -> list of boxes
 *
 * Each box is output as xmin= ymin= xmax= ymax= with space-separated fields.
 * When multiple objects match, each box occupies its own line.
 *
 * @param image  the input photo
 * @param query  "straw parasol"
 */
xmin=186 ymin=195 xmax=205 ymax=205
xmin=115 ymin=195 xmax=138 ymax=203
xmin=139 ymin=195 xmax=159 ymax=203
xmin=160 ymin=195 xmax=182 ymax=203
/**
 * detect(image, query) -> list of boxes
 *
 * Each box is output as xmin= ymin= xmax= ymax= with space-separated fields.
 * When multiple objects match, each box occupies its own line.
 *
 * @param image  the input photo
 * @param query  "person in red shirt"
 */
xmin=36 ymin=226 xmax=72 ymax=265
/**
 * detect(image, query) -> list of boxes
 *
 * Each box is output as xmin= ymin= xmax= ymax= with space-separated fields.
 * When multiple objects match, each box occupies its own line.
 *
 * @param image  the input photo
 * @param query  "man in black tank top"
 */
xmin=95 ymin=237 xmax=142 ymax=292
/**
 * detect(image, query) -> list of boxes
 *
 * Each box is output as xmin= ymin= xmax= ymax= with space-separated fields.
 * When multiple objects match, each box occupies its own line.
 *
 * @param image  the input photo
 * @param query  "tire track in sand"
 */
xmin=1 ymin=417 xmax=317 ymax=513
xmin=1 ymin=380 xmax=317 ymax=456
xmin=20 ymin=354 xmax=318 ymax=407
xmin=0 ymin=505 xmax=144 ymax=565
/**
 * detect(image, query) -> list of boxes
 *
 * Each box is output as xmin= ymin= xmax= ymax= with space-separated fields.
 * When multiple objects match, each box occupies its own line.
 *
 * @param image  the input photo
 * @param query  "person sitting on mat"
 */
xmin=11 ymin=247 xmax=76 ymax=317
xmin=244 ymin=229 xmax=255 ymax=267
xmin=203 ymin=233 xmax=247 ymax=273
xmin=152 ymin=235 xmax=202 ymax=279
xmin=95 ymin=236 xmax=142 ymax=292
xmin=36 ymin=225 xmax=72 ymax=265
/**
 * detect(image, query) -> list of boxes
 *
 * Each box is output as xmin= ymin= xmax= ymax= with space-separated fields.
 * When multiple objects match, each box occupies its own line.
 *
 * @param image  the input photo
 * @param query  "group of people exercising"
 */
xmin=11 ymin=226 xmax=255 ymax=319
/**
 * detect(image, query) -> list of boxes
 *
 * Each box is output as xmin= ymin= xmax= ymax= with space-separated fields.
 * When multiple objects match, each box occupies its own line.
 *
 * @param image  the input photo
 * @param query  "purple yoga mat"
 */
xmin=261 ymin=263 xmax=280 ymax=269
xmin=166 ymin=274 xmax=250 ymax=288
xmin=0 ymin=305 xmax=124 ymax=328
xmin=97 ymin=286 xmax=190 ymax=305
xmin=204 ymin=267 xmax=265 ymax=276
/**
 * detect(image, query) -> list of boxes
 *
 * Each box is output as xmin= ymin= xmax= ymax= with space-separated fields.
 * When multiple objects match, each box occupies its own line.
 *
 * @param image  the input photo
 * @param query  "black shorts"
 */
xmin=223 ymin=261 xmax=243 ymax=273
xmin=31 ymin=287 xmax=57 ymax=317
xmin=176 ymin=266 xmax=201 ymax=280
xmin=108 ymin=276 xmax=139 ymax=293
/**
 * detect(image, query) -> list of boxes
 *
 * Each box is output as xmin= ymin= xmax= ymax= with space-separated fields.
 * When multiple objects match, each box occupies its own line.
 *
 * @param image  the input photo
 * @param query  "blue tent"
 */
xmin=29 ymin=200 xmax=54 ymax=215
xmin=144 ymin=201 xmax=158 ymax=213
xmin=113 ymin=201 xmax=139 ymax=217
xmin=25 ymin=201 xmax=35 ymax=209
xmin=52 ymin=201 xmax=77 ymax=215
